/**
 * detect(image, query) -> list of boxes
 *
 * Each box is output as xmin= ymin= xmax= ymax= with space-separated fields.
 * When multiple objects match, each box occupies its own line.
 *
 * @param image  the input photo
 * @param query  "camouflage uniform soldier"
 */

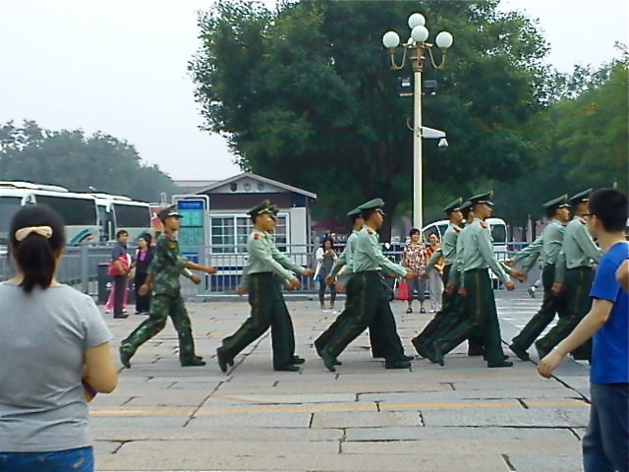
xmin=317 ymin=198 xmax=415 ymax=372
xmin=507 ymin=194 xmax=571 ymax=361
xmin=431 ymin=192 xmax=521 ymax=368
xmin=216 ymin=200 xmax=314 ymax=373
xmin=535 ymin=189 xmax=602 ymax=360
xmin=119 ymin=206 xmax=217 ymax=368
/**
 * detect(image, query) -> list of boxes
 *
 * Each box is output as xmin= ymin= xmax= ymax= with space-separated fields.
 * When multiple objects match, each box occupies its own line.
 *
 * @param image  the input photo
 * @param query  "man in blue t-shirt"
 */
xmin=538 ymin=188 xmax=628 ymax=472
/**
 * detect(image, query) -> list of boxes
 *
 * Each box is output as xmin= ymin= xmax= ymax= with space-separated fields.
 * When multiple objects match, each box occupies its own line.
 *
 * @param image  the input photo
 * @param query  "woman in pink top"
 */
xmin=401 ymin=228 xmax=427 ymax=313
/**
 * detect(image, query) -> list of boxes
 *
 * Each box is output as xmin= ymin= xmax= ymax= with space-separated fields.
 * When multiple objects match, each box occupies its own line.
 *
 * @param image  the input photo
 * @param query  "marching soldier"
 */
xmin=119 ymin=206 xmax=217 ymax=368
xmin=411 ymin=197 xmax=463 ymax=355
xmin=507 ymin=194 xmax=571 ymax=361
xmin=314 ymin=206 xmax=363 ymax=364
xmin=535 ymin=189 xmax=602 ymax=360
xmin=316 ymin=198 xmax=415 ymax=372
xmin=430 ymin=192 xmax=521 ymax=368
xmin=216 ymin=200 xmax=314 ymax=373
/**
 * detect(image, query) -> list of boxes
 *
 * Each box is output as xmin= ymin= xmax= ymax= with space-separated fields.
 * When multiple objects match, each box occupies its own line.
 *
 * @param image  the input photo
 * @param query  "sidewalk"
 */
xmin=93 ymin=292 xmax=590 ymax=472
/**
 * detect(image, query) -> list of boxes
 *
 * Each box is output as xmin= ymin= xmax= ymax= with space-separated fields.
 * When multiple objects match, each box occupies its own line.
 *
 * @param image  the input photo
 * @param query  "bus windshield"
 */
xmin=113 ymin=203 xmax=150 ymax=228
xmin=491 ymin=224 xmax=507 ymax=245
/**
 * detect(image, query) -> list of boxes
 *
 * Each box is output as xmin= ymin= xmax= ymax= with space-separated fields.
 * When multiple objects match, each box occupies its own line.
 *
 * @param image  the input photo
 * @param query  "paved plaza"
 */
xmin=93 ymin=288 xmax=591 ymax=472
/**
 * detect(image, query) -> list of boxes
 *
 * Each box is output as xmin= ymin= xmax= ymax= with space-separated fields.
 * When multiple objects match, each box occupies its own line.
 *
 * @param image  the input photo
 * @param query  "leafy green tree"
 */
xmin=0 ymin=120 xmax=177 ymax=202
xmin=191 ymin=0 xmax=549 ymax=238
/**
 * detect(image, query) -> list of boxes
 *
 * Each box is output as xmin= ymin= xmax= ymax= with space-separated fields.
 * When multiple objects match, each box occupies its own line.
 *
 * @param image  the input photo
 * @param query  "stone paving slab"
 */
xmin=507 ymin=453 xmax=584 ymax=472
xmin=310 ymin=410 xmax=421 ymax=429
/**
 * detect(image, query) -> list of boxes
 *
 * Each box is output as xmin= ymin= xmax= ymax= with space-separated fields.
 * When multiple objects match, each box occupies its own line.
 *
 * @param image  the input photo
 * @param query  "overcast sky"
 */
xmin=0 ymin=1 xmax=627 ymax=182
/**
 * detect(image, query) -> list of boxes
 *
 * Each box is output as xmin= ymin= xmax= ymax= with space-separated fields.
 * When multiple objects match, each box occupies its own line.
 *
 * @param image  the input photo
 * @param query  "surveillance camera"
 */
xmin=438 ymin=138 xmax=448 ymax=149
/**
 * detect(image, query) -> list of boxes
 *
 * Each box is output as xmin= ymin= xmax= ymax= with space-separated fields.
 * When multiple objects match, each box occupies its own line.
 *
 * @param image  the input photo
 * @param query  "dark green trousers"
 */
xmin=412 ymin=265 xmax=456 ymax=347
xmin=315 ymin=276 xmax=396 ymax=358
xmin=121 ymin=292 xmax=197 ymax=361
xmin=321 ymin=271 xmax=405 ymax=361
xmin=434 ymin=269 xmax=505 ymax=365
xmin=511 ymin=265 xmax=568 ymax=350
xmin=220 ymin=273 xmax=295 ymax=369
xmin=536 ymin=267 xmax=593 ymax=357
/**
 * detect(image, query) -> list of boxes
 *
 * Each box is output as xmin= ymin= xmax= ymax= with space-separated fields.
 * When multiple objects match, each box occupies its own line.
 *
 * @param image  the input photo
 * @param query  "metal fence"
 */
xmin=0 ymin=244 xmax=518 ymax=301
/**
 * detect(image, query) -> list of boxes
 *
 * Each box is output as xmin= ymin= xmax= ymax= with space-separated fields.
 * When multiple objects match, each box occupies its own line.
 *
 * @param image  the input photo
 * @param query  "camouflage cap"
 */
xmin=247 ymin=199 xmax=279 ymax=218
xmin=347 ymin=206 xmax=362 ymax=217
xmin=358 ymin=198 xmax=385 ymax=212
xmin=568 ymin=189 xmax=592 ymax=206
xmin=543 ymin=194 xmax=569 ymax=211
xmin=159 ymin=205 xmax=183 ymax=221
xmin=459 ymin=200 xmax=473 ymax=212
xmin=469 ymin=191 xmax=494 ymax=207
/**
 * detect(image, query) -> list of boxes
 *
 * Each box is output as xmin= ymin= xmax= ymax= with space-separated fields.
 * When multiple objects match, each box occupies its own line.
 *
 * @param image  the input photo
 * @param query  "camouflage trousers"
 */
xmin=121 ymin=293 xmax=198 ymax=361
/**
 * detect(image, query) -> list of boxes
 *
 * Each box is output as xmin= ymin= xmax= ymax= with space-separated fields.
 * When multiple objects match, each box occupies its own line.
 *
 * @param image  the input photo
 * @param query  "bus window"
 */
xmin=0 ymin=197 xmax=22 ymax=242
xmin=491 ymin=224 xmax=507 ymax=245
xmin=34 ymin=195 xmax=96 ymax=226
xmin=113 ymin=204 xmax=150 ymax=228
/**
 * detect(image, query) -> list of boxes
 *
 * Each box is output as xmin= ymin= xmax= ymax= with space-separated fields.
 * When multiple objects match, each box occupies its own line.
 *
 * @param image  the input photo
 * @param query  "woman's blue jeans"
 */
xmin=0 ymin=446 xmax=93 ymax=472
xmin=583 ymin=383 xmax=629 ymax=472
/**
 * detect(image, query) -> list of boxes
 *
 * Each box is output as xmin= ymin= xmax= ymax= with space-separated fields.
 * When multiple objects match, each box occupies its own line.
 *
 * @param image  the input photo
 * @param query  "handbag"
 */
xmin=396 ymin=279 xmax=410 ymax=301
xmin=108 ymin=254 xmax=130 ymax=276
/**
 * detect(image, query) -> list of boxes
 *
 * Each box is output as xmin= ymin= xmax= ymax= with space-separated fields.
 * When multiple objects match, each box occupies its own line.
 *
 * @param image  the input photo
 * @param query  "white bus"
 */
xmin=92 ymin=194 xmax=151 ymax=243
xmin=0 ymin=184 xmax=99 ymax=246
xmin=422 ymin=217 xmax=508 ymax=259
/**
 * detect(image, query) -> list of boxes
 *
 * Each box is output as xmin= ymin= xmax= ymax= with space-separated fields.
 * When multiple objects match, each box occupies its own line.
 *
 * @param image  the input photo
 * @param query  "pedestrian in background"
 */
xmin=131 ymin=233 xmax=154 ymax=315
xmin=425 ymin=233 xmax=444 ymax=312
xmin=401 ymin=228 xmax=427 ymax=313
xmin=0 ymin=205 xmax=117 ymax=472
xmin=538 ymin=188 xmax=628 ymax=472
xmin=314 ymin=238 xmax=337 ymax=309
xmin=110 ymin=229 xmax=130 ymax=318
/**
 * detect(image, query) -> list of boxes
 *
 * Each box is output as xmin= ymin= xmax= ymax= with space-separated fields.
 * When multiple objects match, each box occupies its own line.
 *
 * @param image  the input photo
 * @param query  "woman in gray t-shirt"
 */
xmin=0 ymin=205 xmax=117 ymax=472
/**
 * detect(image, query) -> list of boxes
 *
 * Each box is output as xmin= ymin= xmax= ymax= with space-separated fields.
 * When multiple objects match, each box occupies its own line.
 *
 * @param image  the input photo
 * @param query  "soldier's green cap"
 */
xmin=543 ymin=194 xmax=569 ymax=210
xmin=469 ymin=191 xmax=494 ymax=207
xmin=569 ymin=189 xmax=592 ymax=206
xmin=443 ymin=197 xmax=463 ymax=214
xmin=347 ymin=207 xmax=362 ymax=217
xmin=159 ymin=205 xmax=182 ymax=220
xmin=247 ymin=199 xmax=279 ymax=218
xmin=459 ymin=200 xmax=473 ymax=212
xmin=358 ymin=198 xmax=385 ymax=211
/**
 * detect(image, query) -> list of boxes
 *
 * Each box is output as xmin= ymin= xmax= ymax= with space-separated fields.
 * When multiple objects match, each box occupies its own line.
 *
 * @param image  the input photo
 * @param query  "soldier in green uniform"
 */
xmin=430 ymin=192 xmax=520 ymax=368
xmin=216 ymin=200 xmax=314 ymax=373
xmin=314 ymin=206 xmax=363 ymax=364
xmin=317 ymin=198 xmax=415 ymax=372
xmin=535 ymin=189 xmax=602 ymax=360
xmin=411 ymin=197 xmax=463 ymax=355
xmin=119 ymin=206 xmax=218 ymax=368
xmin=507 ymin=194 xmax=571 ymax=361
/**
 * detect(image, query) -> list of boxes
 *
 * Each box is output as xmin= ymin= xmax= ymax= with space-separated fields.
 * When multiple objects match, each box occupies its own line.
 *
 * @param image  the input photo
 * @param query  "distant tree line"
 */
xmin=0 ymin=120 xmax=177 ymax=202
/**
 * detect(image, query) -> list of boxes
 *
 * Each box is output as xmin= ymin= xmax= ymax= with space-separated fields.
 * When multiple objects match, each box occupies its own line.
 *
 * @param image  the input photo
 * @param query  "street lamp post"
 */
xmin=382 ymin=13 xmax=453 ymax=231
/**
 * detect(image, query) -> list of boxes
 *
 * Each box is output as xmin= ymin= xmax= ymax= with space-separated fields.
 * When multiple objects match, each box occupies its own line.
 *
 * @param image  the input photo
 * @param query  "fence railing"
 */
xmin=0 ymin=243 xmax=520 ymax=301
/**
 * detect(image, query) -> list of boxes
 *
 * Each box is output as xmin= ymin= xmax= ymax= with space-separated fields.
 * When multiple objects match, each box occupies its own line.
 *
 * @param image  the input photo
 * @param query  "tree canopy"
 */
xmin=0 ymin=120 xmax=177 ymax=202
xmin=190 ymin=0 xmax=551 ymax=237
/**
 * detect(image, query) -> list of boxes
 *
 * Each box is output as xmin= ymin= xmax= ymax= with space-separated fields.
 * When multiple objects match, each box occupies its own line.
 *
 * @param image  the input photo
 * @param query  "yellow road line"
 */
xmin=91 ymin=399 xmax=586 ymax=417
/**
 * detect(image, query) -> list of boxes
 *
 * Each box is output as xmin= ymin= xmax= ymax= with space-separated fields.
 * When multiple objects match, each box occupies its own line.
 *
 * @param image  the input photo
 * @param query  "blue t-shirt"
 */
xmin=589 ymin=241 xmax=629 ymax=384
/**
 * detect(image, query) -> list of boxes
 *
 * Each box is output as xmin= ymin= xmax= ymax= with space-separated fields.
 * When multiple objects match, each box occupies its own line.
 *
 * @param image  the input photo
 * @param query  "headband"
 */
xmin=15 ymin=226 xmax=53 ymax=242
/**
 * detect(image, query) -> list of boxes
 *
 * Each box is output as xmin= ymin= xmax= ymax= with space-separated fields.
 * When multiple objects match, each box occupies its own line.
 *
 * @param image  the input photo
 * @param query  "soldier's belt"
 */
xmin=249 ymin=272 xmax=274 ymax=277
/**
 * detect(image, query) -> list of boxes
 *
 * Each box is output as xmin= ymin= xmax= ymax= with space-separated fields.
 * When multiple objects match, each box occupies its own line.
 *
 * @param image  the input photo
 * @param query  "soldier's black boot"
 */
xmin=119 ymin=344 xmax=135 ymax=369
xmin=181 ymin=356 xmax=206 ymax=367
xmin=509 ymin=343 xmax=530 ymax=361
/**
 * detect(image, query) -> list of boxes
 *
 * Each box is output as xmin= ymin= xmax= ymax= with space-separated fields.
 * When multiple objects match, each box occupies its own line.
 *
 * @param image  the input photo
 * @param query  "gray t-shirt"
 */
xmin=0 ymin=283 xmax=112 ymax=452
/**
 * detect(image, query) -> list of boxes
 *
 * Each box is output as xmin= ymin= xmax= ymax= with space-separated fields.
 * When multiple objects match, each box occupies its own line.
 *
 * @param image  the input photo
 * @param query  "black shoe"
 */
xmin=412 ymin=338 xmax=432 ymax=359
xmin=319 ymin=351 xmax=337 ymax=372
xmin=119 ymin=345 xmax=133 ymax=369
xmin=534 ymin=341 xmax=550 ymax=360
xmin=216 ymin=348 xmax=230 ymax=373
xmin=274 ymin=364 xmax=300 ymax=372
xmin=384 ymin=359 xmax=411 ymax=369
xmin=316 ymin=346 xmax=341 ymax=368
xmin=113 ymin=314 xmax=129 ymax=319
xmin=401 ymin=355 xmax=415 ymax=362
xmin=291 ymin=356 xmax=306 ymax=365
xmin=431 ymin=342 xmax=445 ymax=366
xmin=487 ymin=360 xmax=513 ymax=368
xmin=372 ymin=351 xmax=385 ymax=359
xmin=181 ymin=357 xmax=206 ymax=367
xmin=509 ymin=343 xmax=530 ymax=361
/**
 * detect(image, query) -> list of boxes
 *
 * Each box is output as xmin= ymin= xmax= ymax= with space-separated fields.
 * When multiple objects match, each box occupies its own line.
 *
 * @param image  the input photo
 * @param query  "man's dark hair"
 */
xmin=10 ymin=204 xmax=66 ymax=293
xmin=361 ymin=208 xmax=377 ymax=221
xmin=546 ymin=206 xmax=560 ymax=219
xmin=116 ymin=230 xmax=129 ymax=239
xmin=589 ymin=188 xmax=628 ymax=232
